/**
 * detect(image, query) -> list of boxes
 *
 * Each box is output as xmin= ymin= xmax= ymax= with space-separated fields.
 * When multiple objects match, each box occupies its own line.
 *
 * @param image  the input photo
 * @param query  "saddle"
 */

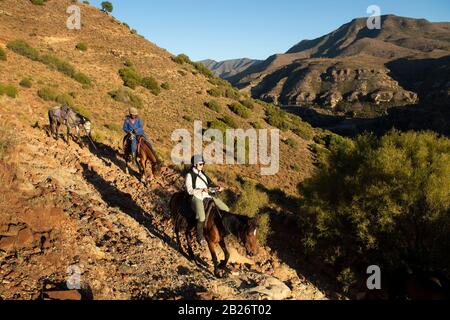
xmin=179 ymin=192 xmax=215 ymax=226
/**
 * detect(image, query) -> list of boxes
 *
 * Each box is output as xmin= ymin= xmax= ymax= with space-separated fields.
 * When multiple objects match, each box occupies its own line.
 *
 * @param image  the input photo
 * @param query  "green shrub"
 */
xmin=299 ymin=130 xmax=450 ymax=291
xmin=91 ymin=131 xmax=105 ymax=144
xmin=207 ymin=85 xmax=241 ymax=100
xmin=141 ymin=76 xmax=160 ymax=95
xmin=284 ymin=138 xmax=298 ymax=148
xmin=172 ymin=54 xmax=191 ymax=65
xmin=7 ymin=40 xmax=91 ymax=85
xmin=30 ymin=0 xmax=45 ymax=5
xmin=240 ymin=98 xmax=255 ymax=109
xmin=19 ymin=78 xmax=32 ymax=88
xmin=124 ymin=59 xmax=134 ymax=68
xmin=207 ymin=87 xmax=223 ymax=97
xmin=75 ymin=42 xmax=88 ymax=51
xmin=251 ymin=121 xmax=262 ymax=129
xmin=309 ymin=144 xmax=330 ymax=167
xmin=37 ymin=87 xmax=58 ymax=101
xmin=222 ymin=115 xmax=238 ymax=129
xmin=265 ymin=105 xmax=289 ymax=130
xmin=290 ymin=116 xmax=314 ymax=140
xmin=0 ymin=48 xmax=6 ymax=61
xmin=6 ymin=39 xmax=40 ymax=61
xmin=224 ymin=87 xmax=241 ymax=100
xmin=208 ymin=120 xmax=228 ymax=140
xmin=0 ymin=84 xmax=18 ymax=98
xmin=313 ymin=132 xmax=347 ymax=150
xmin=229 ymin=102 xmax=251 ymax=119
xmin=104 ymin=123 xmax=122 ymax=132
xmin=232 ymin=180 xmax=271 ymax=245
xmin=256 ymin=213 xmax=271 ymax=246
xmin=192 ymin=62 xmax=214 ymax=78
xmin=161 ymin=82 xmax=170 ymax=90
xmin=119 ymin=67 xmax=141 ymax=89
xmin=233 ymin=180 xmax=269 ymax=217
xmin=56 ymin=93 xmax=75 ymax=107
xmin=183 ymin=115 xmax=193 ymax=122
xmin=40 ymin=54 xmax=76 ymax=77
xmin=204 ymin=100 xmax=221 ymax=112
xmin=101 ymin=1 xmax=113 ymax=13
xmin=73 ymin=72 xmax=92 ymax=86
xmin=109 ymin=87 xmax=143 ymax=109
xmin=72 ymin=106 xmax=91 ymax=120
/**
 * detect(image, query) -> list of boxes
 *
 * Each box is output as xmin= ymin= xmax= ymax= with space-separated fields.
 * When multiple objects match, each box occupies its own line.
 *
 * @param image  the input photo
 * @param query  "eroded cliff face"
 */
xmin=252 ymin=60 xmax=418 ymax=109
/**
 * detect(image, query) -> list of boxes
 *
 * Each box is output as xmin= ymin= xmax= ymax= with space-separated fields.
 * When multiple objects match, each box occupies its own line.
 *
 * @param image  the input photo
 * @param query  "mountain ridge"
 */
xmin=199 ymin=58 xmax=262 ymax=79
xmin=227 ymin=15 xmax=450 ymax=113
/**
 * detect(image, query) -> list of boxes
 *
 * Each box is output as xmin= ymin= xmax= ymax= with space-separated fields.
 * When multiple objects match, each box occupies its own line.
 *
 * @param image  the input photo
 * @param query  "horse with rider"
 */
xmin=122 ymin=107 xmax=163 ymax=184
xmin=170 ymin=155 xmax=259 ymax=278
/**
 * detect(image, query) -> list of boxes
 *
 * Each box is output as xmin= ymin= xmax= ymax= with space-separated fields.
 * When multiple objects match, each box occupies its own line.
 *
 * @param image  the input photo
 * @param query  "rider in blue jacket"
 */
xmin=123 ymin=107 xmax=153 ymax=162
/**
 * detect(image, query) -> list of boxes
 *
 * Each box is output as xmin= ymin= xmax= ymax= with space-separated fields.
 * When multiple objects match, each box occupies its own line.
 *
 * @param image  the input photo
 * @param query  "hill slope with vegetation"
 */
xmin=0 ymin=1 xmax=449 ymax=300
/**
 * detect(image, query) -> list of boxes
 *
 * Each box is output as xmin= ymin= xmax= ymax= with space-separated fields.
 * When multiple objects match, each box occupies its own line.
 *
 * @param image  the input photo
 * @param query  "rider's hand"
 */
xmin=202 ymin=188 xmax=209 ymax=193
xmin=218 ymin=186 xmax=225 ymax=192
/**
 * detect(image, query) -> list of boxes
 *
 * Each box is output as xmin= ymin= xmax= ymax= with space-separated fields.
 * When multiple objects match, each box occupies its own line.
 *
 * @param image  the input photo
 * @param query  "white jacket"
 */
xmin=186 ymin=168 xmax=212 ymax=200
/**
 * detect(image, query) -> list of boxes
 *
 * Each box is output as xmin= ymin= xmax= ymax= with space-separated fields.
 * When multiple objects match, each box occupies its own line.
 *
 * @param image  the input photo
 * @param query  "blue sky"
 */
xmin=88 ymin=0 xmax=450 ymax=61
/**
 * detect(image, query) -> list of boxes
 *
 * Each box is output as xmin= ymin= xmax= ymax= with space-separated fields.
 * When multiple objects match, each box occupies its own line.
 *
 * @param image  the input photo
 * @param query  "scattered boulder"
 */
xmin=42 ymin=290 xmax=82 ymax=300
xmin=246 ymin=276 xmax=292 ymax=300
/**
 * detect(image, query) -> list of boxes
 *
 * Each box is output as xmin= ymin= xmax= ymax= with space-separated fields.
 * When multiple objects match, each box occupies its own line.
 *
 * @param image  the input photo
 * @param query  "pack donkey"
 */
xmin=48 ymin=105 xmax=92 ymax=145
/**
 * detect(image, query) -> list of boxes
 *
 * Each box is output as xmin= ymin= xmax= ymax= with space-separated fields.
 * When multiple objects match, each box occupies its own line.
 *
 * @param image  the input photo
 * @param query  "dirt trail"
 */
xmin=0 ymin=122 xmax=326 ymax=300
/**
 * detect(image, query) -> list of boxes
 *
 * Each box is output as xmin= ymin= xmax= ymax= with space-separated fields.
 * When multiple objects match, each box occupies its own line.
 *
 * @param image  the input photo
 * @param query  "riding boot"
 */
xmin=132 ymin=152 xmax=139 ymax=168
xmin=196 ymin=221 xmax=205 ymax=245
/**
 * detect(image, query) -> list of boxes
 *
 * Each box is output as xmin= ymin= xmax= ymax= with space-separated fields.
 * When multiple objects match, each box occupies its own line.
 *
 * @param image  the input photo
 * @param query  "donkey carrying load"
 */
xmin=48 ymin=105 xmax=92 ymax=146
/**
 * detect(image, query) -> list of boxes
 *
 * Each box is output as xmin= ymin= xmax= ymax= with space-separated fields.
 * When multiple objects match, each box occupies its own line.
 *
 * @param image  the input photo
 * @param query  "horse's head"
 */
xmin=241 ymin=218 xmax=259 ymax=256
xmin=80 ymin=118 xmax=92 ymax=136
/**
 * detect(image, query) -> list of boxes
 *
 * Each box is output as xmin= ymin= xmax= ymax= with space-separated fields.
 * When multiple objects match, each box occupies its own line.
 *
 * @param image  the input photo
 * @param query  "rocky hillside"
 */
xmin=0 ymin=0 xmax=330 ymax=300
xmin=200 ymin=58 xmax=262 ymax=79
xmin=0 ymin=120 xmax=326 ymax=300
xmin=229 ymin=15 xmax=450 ymax=113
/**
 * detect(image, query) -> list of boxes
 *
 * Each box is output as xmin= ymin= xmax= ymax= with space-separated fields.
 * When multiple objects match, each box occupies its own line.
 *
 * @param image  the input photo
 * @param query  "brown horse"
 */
xmin=123 ymin=134 xmax=163 ymax=184
xmin=169 ymin=191 xmax=259 ymax=278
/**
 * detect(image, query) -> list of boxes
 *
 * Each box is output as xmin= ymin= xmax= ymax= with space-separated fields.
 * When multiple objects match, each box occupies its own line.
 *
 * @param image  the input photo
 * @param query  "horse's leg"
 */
xmin=125 ymin=157 xmax=130 ymax=175
xmin=66 ymin=125 xmax=71 ymax=145
xmin=174 ymin=217 xmax=184 ymax=254
xmin=185 ymin=229 xmax=196 ymax=262
xmin=55 ymin=123 xmax=59 ymax=141
xmin=76 ymin=126 xmax=82 ymax=146
xmin=218 ymin=239 xmax=230 ymax=271
xmin=124 ymin=153 xmax=130 ymax=175
xmin=139 ymin=157 xmax=147 ymax=184
xmin=207 ymin=240 xmax=224 ymax=278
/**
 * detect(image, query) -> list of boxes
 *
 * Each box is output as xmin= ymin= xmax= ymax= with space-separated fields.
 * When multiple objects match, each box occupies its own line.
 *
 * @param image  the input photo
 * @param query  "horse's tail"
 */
xmin=169 ymin=192 xmax=184 ymax=217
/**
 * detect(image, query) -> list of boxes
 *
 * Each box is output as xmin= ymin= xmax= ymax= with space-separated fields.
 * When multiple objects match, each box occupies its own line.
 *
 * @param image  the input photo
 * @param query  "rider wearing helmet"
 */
xmin=186 ymin=155 xmax=230 ymax=244
xmin=123 ymin=107 xmax=153 ymax=164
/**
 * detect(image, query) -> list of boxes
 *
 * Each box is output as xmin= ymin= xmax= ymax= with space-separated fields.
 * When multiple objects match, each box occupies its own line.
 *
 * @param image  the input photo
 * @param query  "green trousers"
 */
xmin=192 ymin=197 xmax=230 ymax=222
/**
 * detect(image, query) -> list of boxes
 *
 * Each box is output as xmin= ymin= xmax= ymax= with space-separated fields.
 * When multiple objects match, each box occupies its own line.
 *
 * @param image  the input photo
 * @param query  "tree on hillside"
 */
xmin=298 ymin=130 xmax=450 ymax=292
xmin=101 ymin=1 xmax=113 ymax=13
